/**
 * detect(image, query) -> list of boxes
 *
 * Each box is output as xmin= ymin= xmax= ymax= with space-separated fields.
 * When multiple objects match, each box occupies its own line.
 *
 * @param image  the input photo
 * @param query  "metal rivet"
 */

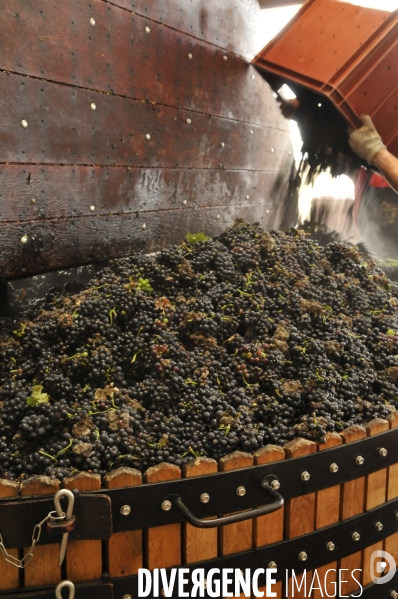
xmin=236 ymin=486 xmax=246 ymax=497
xmin=250 ymin=129 xmax=253 ymax=134
xmin=145 ymin=26 xmax=150 ymax=33
xmin=356 ymin=456 xmax=364 ymax=465
xmin=182 ymin=200 xmax=187 ymax=205
xmin=30 ymin=198 xmax=36 ymax=204
xmin=379 ymin=448 xmax=388 ymax=457
xmin=89 ymin=205 xmax=95 ymax=212
xmin=301 ymin=471 xmax=310 ymax=481
xmin=246 ymin=195 xmax=250 ymax=199
xmin=299 ymin=551 xmax=307 ymax=561
xmin=145 ymin=133 xmax=151 ymax=140
xmin=223 ymin=55 xmax=228 ymax=61
xmin=21 ymin=235 xmax=28 ymax=244
xmin=217 ymin=214 xmax=220 ymax=219
xmin=90 ymin=17 xmax=95 ymax=26
xmin=268 ymin=561 xmax=277 ymax=569
xmin=122 ymin=595 xmax=132 ymax=599
xmin=220 ymin=142 xmax=225 ymax=148
xmin=120 ymin=505 xmax=131 ymax=516
xmin=188 ymin=53 xmax=193 ymax=59
xmin=375 ymin=521 xmax=383 ymax=531
xmin=326 ymin=542 xmax=335 ymax=551
xmin=270 ymin=479 xmax=280 ymax=490
xmin=266 ymin=209 xmax=270 ymax=214
xmin=141 ymin=223 xmax=146 ymax=230
xmin=162 ymin=500 xmax=172 ymax=511
xmin=251 ymin=74 xmax=255 ymax=79
xmin=91 ymin=102 xmax=96 ymax=111
xmin=352 ymin=532 xmax=360 ymax=541
xmin=186 ymin=118 xmax=191 ymax=124
xmin=21 ymin=119 xmax=28 ymax=128
xmin=200 ymin=493 xmax=210 ymax=504
xmin=390 ymin=591 xmax=398 ymax=599
xmin=330 ymin=463 xmax=339 ymax=473
xmin=271 ymin=148 xmax=275 ymax=153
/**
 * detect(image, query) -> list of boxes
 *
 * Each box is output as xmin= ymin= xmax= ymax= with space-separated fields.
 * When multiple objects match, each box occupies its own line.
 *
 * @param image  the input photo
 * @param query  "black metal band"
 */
xmin=0 ymin=582 xmax=112 ymax=599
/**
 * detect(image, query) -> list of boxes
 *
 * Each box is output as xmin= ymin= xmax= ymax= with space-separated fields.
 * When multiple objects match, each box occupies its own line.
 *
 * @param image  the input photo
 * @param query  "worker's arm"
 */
xmin=348 ymin=115 xmax=398 ymax=193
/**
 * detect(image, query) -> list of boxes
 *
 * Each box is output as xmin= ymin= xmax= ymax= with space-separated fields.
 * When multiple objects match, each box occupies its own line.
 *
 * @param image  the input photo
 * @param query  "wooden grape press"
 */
xmin=0 ymin=1 xmax=398 ymax=598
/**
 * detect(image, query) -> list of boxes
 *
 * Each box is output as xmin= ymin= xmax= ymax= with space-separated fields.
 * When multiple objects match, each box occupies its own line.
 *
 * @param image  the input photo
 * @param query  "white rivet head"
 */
xmin=379 ymin=447 xmax=388 ymax=457
xmin=145 ymin=133 xmax=151 ymax=140
xmin=141 ymin=223 xmax=146 ymax=230
xmin=91 ymin=102 xmax=96 ymax=111
xmin=266 ymin=209 xmax=270 ymax=214
xmin=145 ymin=26 xmax=150 ymax=33
xmin=186 ymin=118 xmax=191 ymax=124
xmin=120 ymin=505 xmax=131 ymax=516
xmin=21 ymin=119 xmax=28 ymax=128
xmin=89 ymin=205 xmax=95 ymax=212
xmin=200 ymin=493 xmax=210 ymax=504
xmin=251 ymin=74 xmax=255 ymax=79
xmin=356 ymin=456 xmax=364 ymax=465
xmin=182 ymin=200 xmax=187 ymax=205
xmin=188 ymin=53 xmax=193 ymax=59
xmin=90 ymin=17 xmax=95 ymax=26
xmin=330 ymin=463 xmax=339 ymax=473
xmin=301 ymin=471 xmax=310 ymax=481
xmin=390 ymin=591 xmax=398 ymax=599
xmin=21 ymin=235 xmax=28 ymax=244
xmin=270 ymin=479 xmax=280 ymax=490
xmin=220 ymin=142 xmax=225 ymax=148
xmin=250 ymin=129 xmax=253 ymax=134
xmin=352 ymin=532 xmax=360 ymax=541
xmin=162 ymin=500 xmax=172 ymax=511
xmin=236 ymin=486 xmax=246 ymax=497
xmin=223 ymin=55 xmax=228 ymax=61
xmin=326 ymin=541 xmax=335 ymax=551
xmin=30 ymin=198 xmax=36 ymax=204
xmin=299 ymin=552 xmax=307 ymax=561
xmin=217 ymin=214 xmax=220 ymax=219
xmin=122 ymin=595 xmax=132 ymax=599
xmin=246 ymin=195 xmax=250 ymax=200
xmin=271 ymin=148 xmax=275 ymax=153
xmin=268 ymin=561 xmax=277 ymax=569
xmin=375 ymin=521 xmax=383 ymax=531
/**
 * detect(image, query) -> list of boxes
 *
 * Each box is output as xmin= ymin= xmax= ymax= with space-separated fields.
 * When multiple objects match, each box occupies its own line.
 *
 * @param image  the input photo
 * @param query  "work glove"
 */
xmin=348 ymin=115 xmax=386 ymax=164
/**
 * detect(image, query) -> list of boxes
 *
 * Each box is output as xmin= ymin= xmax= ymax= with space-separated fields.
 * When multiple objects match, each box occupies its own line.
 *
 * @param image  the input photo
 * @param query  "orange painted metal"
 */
xmin=253 ymin=0 xmax=398 ymax=151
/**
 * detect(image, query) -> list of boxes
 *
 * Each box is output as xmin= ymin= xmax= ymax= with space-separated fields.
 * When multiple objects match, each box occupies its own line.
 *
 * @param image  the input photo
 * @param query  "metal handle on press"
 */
xmin=165 ymin=475 xmax=283 ymax=529
xmin=55 ymin=580 xmax=75 ymax=599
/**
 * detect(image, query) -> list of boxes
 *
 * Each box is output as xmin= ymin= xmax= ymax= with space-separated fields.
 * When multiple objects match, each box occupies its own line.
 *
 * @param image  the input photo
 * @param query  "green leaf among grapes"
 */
xmin=27 ymin=385 xmax=49 ymax=407
xmin=186 ymin=232 xmax=209 ymax=244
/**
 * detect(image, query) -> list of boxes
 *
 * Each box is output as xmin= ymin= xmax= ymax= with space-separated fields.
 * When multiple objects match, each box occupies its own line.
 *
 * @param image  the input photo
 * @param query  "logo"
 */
xmin=370 ymin=550 xmax=396 ymax=584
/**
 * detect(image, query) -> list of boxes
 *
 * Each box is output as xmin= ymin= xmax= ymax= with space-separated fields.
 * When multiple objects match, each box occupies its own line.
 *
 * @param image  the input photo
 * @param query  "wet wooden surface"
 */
xmin=0 ymin=0 xmax=293 ymax=279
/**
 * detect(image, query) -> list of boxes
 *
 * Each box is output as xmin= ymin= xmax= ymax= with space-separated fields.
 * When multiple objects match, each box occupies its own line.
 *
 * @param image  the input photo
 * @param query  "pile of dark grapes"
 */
xmin=1 ymin=220 xmax=398 ymax=480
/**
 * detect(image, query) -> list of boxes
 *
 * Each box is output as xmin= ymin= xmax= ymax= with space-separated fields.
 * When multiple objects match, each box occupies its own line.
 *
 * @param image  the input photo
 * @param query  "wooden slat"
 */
xmin=0 ymin=72 xmax=290 ymax=170
xmin=0 ymin=0 xmax=288 ymax=127
xmin=20 ymin=476 xmax=60 ymax=587
xmin=254 ymin=445 xmax=285 ymax=599
xmin=0 ymin=480 xmax=20 ymax=591
xmin=0 ymin=165 xmax=289 ymax=222
xmin=63 ymin=472 xmax=102 ymax=582
xmin=145 ymin=463 xmax=181 ymax=571
xmin=339 ymin=425 xmax=366 ymax=596
xmin=283 ymin=438 xmax=316 ymax=599
xmin=362 ymin=418 xmax=389 ymax=587
xmin=385 ymin=413 xmax=398 ymax=571
xmin=313 ymin=433 xmax=341 ymax=599
xmin=104 ymin=467 xmax=142 ymax=577
xmin=0 ymin=202 xmax=287 ymax=279
xmin=182 ymin=457 xmax=218 ymax=564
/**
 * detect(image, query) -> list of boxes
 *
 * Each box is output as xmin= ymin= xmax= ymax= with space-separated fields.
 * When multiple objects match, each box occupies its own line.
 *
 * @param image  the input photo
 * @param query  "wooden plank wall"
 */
xmin=0 ymin=0 xmax=294 ymax=279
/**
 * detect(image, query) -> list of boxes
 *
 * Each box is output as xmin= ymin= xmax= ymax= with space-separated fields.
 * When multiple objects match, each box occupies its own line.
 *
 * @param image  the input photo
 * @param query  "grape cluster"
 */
xmin=1 ymin=220 xmax=398 ymax=480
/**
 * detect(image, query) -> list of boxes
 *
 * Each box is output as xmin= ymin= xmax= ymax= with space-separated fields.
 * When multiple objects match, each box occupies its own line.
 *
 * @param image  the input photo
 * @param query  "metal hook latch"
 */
xmin=55 ymin=580 xmax=75 ymax=599
xmin=47 ymin=490 xmax=75 ymax=565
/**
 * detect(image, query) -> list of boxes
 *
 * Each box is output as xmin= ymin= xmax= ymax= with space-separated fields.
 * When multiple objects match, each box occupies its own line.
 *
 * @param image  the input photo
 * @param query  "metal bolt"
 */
xmin=251 ymin=74 xmax=255 ymax=79
xmin=236 ymin=486 xmax=246 ymax=497
xmin=89 ymin=205 xmax=95 ymax=212
xmin=120 ymin=505 xmax=131 ymax=516
xmin=246 ymin=195 xmax=250 ymax=199
xmin=186 ymin=118 xmax=191 ymax=124
xmin=223 ymin=55 xmax=228 ymax=61
xmin=352 ymin=532 xmax=360 ymax=541
xmin=271 ymin=148 xmax=275 ymax=152
xmin=375 ymin=521 xmax=383 ymax=531
xmin=379 ymin=447 xmax=388 ymax=457
xmin=162 ymin=500 xmax=172 ymax=511
xmin=220 ymin=142 xmax=225 ymax=148
xmin=141 ymin=223 xmax=146 ymax=230
xmin=268 ymin=561 xmax=277 ymax=569
xmin=301 ymin=471 xmax=310 ymax=482
xmin=145 ymin=133 xmax=151 ymax=140
xmin=145 ymin=26 xmax=150 ymax=33
xmin=356 ymin=456 xmax=364 ymax=465
xmin=90 ymin=17 xmax=95 ymax=26
xmin=200 ymin=493 xmax=210 ymax=504
xmin=122 ymin=595 xmax=132 ymax=599
xmin=21 ymin=119 xmax=28 ymax=128
xmin=326 ymin=542 xmax=335 ymax=551
xmin=21 ymin=235 xmax=28 ymax=244
xmin=188 ymin=53 xmax=193 ymax=59
xmin=299 ymin=552 xmax=307 ymax=562
xmin=390 ymin=592 xmax=398 ymax=599
xmin=270 ymin=479 xmax=280 ymax=490
xmin=330 ymin=463 xmax=339 ymax=473
xmin=250 ymin=129 xmax=253 ymax=134
xmin=30 ymin=198 xmax=36 ymax=204
xmin=182 ymin=200 xmax=187 ymax=205
xmin=91 ymin=102 xmax=96 ymax=111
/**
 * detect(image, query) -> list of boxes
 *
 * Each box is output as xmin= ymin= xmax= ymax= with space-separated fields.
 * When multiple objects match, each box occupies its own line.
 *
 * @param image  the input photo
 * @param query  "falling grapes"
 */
xmin=1 ymin=219 xmax=398 ymax=481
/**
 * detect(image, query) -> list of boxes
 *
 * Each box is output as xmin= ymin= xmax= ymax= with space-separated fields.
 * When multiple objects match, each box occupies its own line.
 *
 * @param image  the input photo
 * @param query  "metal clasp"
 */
xmin=49 ymin=489 xmax=75 ymax=566
xmin=55 ymin=580 xmax=75 ymax=599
